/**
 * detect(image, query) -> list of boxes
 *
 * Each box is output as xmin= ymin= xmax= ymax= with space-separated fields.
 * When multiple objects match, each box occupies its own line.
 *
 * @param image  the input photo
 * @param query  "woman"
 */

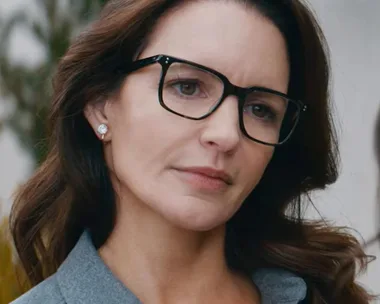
xmin=10 ymin=0 xmax=373 ymax=303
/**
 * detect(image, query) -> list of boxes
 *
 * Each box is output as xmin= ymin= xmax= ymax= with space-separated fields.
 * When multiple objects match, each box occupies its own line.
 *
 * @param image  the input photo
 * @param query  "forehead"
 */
xmin=140 ymin=1 xmax=290 ymax=92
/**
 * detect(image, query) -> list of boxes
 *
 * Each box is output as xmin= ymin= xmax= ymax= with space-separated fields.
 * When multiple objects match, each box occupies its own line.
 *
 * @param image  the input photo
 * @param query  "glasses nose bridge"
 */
xmin=210 ymin=82 xmax=243 ymax=128
xmin=221 ymin=80 xmax=246 ymax=108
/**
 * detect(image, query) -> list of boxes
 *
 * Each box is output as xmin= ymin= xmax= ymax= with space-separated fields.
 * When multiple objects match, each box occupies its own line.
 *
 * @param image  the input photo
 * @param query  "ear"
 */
xmin=84 ymin=101 xmax=112 ymax=142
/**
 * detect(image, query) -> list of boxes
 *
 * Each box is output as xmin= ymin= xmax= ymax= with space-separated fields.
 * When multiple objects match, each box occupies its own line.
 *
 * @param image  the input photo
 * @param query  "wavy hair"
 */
xmin=10 ymin=0 xmax=374 ymax=302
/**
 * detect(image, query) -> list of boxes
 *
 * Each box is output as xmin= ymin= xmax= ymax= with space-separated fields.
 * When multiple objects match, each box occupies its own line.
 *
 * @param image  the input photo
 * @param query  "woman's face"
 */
xmin=89 ymin=1 xmax=289 ymax=231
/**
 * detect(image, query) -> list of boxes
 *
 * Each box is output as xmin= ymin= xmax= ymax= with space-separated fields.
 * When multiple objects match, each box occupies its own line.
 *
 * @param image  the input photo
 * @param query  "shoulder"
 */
xmin=252 ymin=268 xmax=307 ymax=304
xmin=10 ymin=275 xmax=65 ymax=304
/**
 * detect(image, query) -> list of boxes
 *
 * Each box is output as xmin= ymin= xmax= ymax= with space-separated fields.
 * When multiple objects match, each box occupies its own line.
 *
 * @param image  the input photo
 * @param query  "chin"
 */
xmin=159 ymin=196 xmax=237 ymax=232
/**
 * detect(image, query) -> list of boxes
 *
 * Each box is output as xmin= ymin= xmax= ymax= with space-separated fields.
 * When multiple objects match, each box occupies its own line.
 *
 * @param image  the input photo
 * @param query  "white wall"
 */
xmin=0 ymin=0 xmax=379 ymax=297
xmin=306 ymin=0 xmax=380 ymax=295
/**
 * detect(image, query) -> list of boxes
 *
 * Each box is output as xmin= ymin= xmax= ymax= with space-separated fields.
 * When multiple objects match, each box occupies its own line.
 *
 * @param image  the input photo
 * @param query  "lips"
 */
xmin=174 ymin=166 xmax=233 ymax=185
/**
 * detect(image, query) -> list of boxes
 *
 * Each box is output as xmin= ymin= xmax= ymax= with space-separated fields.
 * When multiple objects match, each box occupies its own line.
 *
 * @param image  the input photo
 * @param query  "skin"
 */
xmin=85 ymin=1 xmax=289 ymax=303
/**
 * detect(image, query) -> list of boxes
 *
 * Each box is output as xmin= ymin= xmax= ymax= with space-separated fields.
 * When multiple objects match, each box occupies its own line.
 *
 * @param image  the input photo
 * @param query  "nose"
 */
xmin=199 ymin=96 xmax=241 ymax=154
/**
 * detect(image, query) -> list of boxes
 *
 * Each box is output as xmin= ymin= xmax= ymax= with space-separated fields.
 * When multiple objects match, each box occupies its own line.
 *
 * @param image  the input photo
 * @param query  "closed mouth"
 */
xmin=174 ymin=166 xmax=233 ymax=185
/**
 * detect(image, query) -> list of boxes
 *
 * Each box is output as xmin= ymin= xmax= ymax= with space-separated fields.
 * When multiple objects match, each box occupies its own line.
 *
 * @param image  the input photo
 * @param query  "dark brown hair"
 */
xmin=10 ymin=0 xmax=374 ymax=302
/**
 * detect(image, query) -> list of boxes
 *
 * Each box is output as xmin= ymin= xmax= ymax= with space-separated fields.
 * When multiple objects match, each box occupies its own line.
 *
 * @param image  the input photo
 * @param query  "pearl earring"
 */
xmin=97 ymin=124 xmax=108 ymax=140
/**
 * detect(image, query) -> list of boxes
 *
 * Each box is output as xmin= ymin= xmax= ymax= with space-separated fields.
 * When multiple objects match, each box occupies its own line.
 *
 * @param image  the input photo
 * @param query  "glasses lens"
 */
xmin=242 ymin=90 xmax=300 ymax=145
xmin=161 ymin=62 xmax=224 ymax=118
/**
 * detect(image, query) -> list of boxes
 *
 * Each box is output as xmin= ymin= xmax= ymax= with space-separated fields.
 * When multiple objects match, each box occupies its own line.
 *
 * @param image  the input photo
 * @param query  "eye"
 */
xmin=172 ymin=80 xmax=201 ymax=96
xmin=244 ymin=104 xmax=276 ymax=121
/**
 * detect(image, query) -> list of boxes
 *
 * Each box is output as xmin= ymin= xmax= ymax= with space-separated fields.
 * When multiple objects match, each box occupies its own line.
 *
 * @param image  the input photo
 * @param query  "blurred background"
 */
xmin=0 ymin=0 xmax=379 ymax=302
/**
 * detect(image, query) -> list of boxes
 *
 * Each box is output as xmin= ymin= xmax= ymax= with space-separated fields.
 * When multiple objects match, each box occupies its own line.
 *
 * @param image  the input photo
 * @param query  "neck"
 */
xmin=98 ymin=194 xmax=259 ymax=304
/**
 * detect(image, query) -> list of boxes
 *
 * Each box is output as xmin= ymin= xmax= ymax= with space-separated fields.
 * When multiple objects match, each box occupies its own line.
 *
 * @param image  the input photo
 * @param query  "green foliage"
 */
xmin=0 ymin=0 xmax=106 ymax=165
xmin=0 ymin=1 xmax=107 ymax=303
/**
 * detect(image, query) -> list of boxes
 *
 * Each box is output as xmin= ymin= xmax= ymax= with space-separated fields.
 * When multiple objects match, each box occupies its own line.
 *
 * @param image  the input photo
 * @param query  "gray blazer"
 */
xmin=11 ymin=231 xmax=307 ymax=304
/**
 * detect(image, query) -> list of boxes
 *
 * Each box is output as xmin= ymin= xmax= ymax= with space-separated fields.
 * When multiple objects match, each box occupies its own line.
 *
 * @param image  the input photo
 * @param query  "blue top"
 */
xmin=11 ymin=231 xmax=307 ymax=304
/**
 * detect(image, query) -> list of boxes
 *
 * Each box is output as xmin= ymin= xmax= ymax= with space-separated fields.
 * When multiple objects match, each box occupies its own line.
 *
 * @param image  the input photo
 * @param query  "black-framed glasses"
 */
xmin=125 ymin=54 xmax=307 ymax=146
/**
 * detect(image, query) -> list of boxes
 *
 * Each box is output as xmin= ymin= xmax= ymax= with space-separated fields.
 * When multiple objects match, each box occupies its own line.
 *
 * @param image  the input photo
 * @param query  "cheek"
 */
xmin=105 ymin=82 xmax=193 ymax=186
xmin=103 ymin=83 xmax=156 ymax=177
xmin=239 ymin=146 xmax=274 ymax=193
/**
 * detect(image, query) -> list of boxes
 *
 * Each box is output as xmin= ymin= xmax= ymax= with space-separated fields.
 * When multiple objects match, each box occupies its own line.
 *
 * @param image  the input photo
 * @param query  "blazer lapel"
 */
xmin=56 ymin=231 xmax=141 ymax=304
